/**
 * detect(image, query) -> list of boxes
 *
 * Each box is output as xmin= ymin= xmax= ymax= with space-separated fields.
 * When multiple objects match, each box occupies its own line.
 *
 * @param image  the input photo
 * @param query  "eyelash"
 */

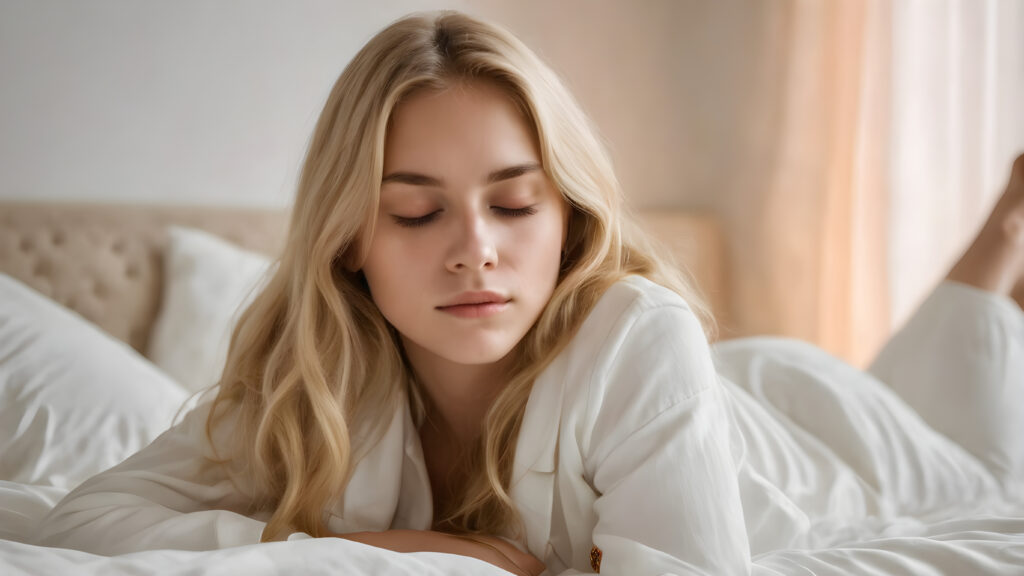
xmin=494 ymin=205 xmax=538 ymax=218
xmin=392 ymin=205 xmax=538 ymax=228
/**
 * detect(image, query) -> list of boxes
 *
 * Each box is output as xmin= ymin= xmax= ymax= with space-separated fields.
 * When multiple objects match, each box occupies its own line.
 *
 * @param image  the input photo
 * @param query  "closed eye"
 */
xmin=493 ymin=205 xmax=538 ymax=217
xmin=391 ymin=205 xmax=537 ymax=228
xmin=392 ymin=210 xmax=441 ymax=228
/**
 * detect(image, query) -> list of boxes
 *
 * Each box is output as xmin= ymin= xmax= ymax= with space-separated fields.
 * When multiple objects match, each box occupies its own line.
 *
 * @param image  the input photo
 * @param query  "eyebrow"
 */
xmin=381 ymin=162 xmax=542 ymax=187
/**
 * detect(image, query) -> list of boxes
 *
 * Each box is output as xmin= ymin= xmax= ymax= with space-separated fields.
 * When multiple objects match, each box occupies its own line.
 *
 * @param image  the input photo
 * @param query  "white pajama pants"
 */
xmin=710 ymin=280 xmax=1024 ymax=557
xmin=868 ymin=280 xmax=1024 ymax=488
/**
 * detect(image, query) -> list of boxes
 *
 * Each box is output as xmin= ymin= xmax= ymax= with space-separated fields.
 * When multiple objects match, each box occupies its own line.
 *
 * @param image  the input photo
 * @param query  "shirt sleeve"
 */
xmin=580 ymin=302 xmax=752 ymax=575
xmin=32 ymin=399 xmax=308 ymax=554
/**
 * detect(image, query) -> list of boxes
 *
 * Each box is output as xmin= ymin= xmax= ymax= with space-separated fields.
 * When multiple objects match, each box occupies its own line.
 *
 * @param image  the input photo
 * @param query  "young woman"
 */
xmin=33 ymin=10 xmax=1024 ymax=576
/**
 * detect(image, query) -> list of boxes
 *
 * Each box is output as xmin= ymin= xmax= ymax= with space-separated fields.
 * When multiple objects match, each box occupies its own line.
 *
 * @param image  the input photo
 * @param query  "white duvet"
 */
xmin=2 ymin=268 xmax=1024 ymax=575
xmin=2 ymin=498 xmax=1021 ymax=576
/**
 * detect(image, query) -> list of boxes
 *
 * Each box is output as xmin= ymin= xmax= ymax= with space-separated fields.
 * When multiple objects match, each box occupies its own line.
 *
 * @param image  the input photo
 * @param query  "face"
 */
xmin=360 ymin=81 xmax=568 ymax=370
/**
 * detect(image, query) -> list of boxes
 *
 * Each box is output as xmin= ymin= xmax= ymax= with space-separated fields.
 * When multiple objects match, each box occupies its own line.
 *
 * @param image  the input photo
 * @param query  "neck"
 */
xmin=403 ymin=341 xmax=515 ymax=447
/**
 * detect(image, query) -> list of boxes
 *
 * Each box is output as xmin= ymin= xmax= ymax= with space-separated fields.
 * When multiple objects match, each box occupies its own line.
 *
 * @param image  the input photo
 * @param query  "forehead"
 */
xmin=383 ymin=81 xmax=540 ymax=175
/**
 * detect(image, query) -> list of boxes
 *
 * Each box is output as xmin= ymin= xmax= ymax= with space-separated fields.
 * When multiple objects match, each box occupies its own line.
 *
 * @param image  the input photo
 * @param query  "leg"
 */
xmin=869 ymin=153 xmax=1024 ymax=492
xmin=946 ymin=153 xmax=1024 ymax=303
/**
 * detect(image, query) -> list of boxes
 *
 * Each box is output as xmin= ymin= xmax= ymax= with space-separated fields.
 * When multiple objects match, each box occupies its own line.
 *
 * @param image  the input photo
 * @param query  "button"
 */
xmin=590 ymin=545 xmax=602 ymax=573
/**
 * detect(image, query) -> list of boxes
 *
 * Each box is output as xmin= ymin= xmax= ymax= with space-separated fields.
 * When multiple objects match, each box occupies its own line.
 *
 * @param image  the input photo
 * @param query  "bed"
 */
xmin=1 ymin=201 xmax=1022 ymax=575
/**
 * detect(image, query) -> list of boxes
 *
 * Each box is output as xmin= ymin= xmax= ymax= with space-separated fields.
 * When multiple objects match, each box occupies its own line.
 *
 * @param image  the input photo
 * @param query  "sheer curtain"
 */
xmin=730 ymin=0 xmax=1024 ymax=367
xmin=889 ymin=0 xmax=1024 ymax=333
xmin=725 ymin=0 xmax=889 ymax=366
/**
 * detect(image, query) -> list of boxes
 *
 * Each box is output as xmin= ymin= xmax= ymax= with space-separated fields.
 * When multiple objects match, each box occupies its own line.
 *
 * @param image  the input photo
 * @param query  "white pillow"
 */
xmin=147 ymin=226 xmax=272 ymax=394
xmin=0 ymin=274 xmax=189 ymax=489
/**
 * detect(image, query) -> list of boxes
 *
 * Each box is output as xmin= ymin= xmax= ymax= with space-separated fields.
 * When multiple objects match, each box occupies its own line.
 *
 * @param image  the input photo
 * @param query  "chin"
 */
xmin=434 ymin=336 xmax=519 ymax=366
xmin=442 ymin=346 xmax=516 ymax=366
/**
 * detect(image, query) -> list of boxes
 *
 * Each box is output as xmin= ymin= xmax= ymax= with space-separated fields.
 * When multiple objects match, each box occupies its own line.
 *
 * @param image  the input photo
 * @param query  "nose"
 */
xmin=445 ymin=212 xmax=498 ymax=273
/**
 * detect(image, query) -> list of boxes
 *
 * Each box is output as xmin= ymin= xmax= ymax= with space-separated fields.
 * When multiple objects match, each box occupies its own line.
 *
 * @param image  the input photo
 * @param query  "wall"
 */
xmin=0 ymin=0 xmax=745 ymax=211
xmin=0 ymin=0 xmax=765 ymax=340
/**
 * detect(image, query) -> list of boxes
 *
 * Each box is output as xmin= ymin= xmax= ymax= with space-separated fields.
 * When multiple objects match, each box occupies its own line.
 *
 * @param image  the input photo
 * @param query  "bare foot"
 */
xmin=946 ymin=152 xmax=1024 ymax=304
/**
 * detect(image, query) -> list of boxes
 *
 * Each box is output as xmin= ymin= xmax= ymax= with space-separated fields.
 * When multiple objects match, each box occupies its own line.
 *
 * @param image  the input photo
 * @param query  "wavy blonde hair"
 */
xmin=207 ymin=10 xmax=715 ymax=543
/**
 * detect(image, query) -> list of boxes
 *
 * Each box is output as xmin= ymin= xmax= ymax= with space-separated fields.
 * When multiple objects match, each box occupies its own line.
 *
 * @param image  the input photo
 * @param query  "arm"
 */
xmin=582 ymin=302 xmax=751 ymax=575
xmin=333 ymin=530 xmax=545 ymax=576
xmin=32 ymin=400 xmax=280 ymax=554
xmin=34 ymin=397 xmax=546 ymax=572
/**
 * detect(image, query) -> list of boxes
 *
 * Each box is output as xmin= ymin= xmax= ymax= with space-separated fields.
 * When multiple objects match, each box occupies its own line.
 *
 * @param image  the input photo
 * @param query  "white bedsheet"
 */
xmin=2 ymin=479 xmax=1023 ymax=575
xmin=0 ymin=482 xmax=511 ymax=575
xmin=1 ymin=529 xmax=510 ymax=575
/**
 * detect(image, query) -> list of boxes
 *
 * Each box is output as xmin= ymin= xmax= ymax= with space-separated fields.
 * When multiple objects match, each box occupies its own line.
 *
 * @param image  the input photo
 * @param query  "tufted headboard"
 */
xmin=0 ymin=202 xmax=289 ymax=354
xmin=0 ymin=201 xmax=727 ymax=356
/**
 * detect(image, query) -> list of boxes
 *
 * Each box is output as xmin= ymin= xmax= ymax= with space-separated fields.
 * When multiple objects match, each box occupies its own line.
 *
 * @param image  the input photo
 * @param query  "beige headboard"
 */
xmin=0 ymin=202 xmax=289 ymax=354
xmin=0 ymin=201 xmax=727 ymax=354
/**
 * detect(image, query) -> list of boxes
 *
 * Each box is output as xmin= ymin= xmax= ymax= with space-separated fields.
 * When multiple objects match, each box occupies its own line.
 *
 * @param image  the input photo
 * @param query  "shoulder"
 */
xmin=548 ymin=275 xmax=714 ymax=409
xmin=589 ymin=274 xmax=693 ymax=321
xmin=565 ymin=275 xmax=704 ymax=372
xmin=517 ymin=276 xmax=719 ymax=477
xmin=549 ymin=276 xmax=720 ymax=474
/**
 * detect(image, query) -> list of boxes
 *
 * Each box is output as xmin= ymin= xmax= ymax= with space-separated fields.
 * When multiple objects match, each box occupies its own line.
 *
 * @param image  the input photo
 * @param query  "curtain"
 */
xmin=729 ymin=0 xmax=1024 ymax=367
xmin=889 ymin=0 xmax=1024 ymax=332
xmin=725 ymin=0 xmax=890 ymax=366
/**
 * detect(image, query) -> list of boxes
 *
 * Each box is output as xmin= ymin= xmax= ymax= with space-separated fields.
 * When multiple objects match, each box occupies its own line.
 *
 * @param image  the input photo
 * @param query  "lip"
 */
xmin=439 ymin=290 xmax=510 ymax=307
xmin=437 ymin=291 xmax=511 ymax=318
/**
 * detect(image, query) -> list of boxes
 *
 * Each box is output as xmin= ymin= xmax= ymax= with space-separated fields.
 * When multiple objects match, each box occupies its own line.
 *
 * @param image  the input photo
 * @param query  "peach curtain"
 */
xmin=724 ymin=0 xmax=891 ymax=367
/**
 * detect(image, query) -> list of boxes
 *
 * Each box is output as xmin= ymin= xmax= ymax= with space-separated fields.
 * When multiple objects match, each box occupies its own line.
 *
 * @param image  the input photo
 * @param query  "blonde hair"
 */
xmin=207 ymin=10 xmax=714 ymax=543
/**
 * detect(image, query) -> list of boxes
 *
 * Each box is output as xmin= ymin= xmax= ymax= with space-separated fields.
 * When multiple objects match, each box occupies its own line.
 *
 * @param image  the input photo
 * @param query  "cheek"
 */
xmin=361 ymin=236 xmax=421 ymax=306
xmin=364 ymin=229 xmax=435 ymax=276
xmin=511 ymin=212 xmax=565 ymax=274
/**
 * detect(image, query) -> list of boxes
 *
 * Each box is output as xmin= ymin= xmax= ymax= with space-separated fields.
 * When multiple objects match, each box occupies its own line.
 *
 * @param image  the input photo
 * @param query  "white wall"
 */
xmin=0 ymin=0 xmax=747 ymax=209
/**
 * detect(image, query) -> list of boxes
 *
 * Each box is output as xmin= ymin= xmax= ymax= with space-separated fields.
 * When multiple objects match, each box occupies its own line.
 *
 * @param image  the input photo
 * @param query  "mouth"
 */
xmin=436 ymin=301 xmax=510 ymax=318
xmin=436 ymin=291 xmax=511 ymax=318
